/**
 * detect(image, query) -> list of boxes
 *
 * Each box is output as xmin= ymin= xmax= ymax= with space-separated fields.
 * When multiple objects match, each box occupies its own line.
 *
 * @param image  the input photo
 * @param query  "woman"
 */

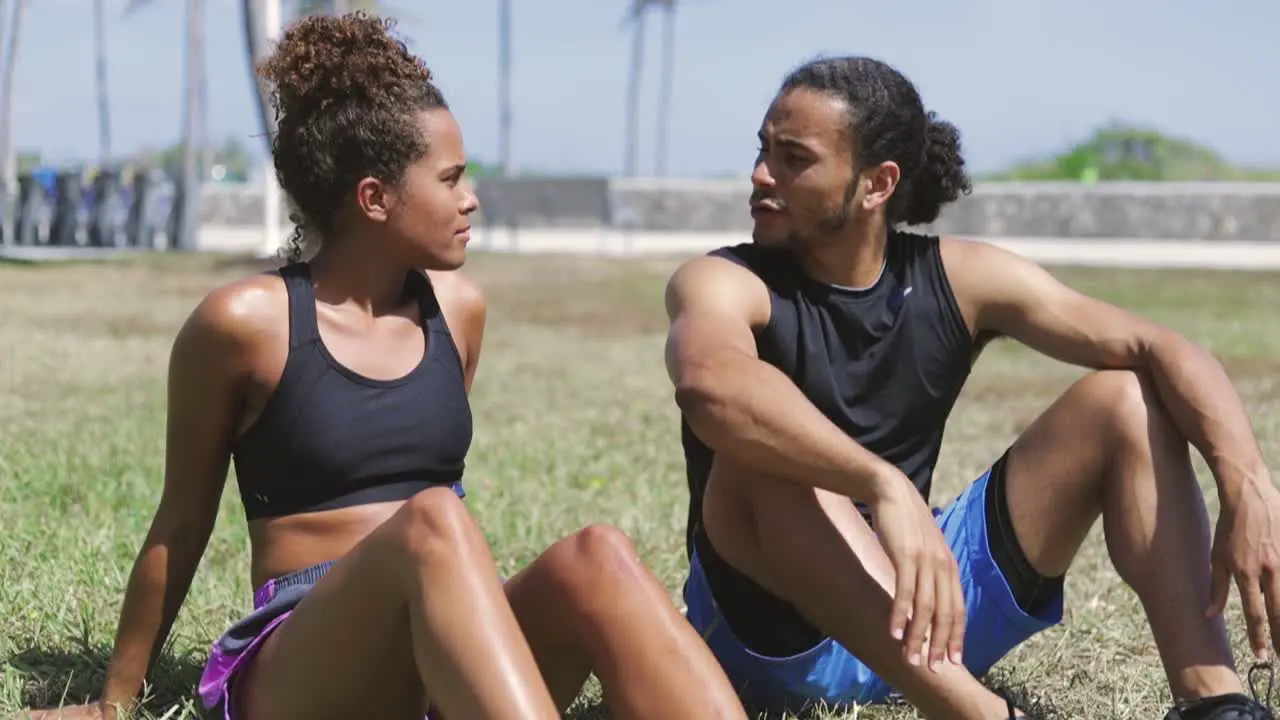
xmin=34 ymin=13 xmax=746 ymax=720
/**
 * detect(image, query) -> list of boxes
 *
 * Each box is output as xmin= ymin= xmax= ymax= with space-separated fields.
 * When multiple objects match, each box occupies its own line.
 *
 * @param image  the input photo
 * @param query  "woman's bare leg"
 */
xmin=237 ymin=486 xmax=560 ymax=719
xmin=506 ymin=524 xmax=747 ymax=720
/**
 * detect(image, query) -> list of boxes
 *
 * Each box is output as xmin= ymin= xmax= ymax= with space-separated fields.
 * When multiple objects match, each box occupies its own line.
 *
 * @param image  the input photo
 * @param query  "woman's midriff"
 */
xmin=246 ymin=500 xmax=407 ymax=590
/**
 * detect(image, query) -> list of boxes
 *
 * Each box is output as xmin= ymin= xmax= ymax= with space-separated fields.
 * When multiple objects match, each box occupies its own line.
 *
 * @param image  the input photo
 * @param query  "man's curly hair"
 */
xmin=256 ymin=12 xmax=448 ymax=262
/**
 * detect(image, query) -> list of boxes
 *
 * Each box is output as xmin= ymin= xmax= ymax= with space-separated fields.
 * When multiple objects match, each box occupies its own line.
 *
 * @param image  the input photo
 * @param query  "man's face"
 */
xmin=749 ymin=88 xmax=899 ymax=250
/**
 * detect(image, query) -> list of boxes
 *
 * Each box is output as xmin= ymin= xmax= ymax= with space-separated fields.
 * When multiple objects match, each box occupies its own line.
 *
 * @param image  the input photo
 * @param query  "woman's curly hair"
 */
xmin=256 ymin=12 xmax=448 ymax=261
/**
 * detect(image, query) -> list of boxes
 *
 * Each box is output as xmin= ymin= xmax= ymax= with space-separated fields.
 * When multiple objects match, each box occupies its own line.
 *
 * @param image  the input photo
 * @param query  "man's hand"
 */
xmin=866 ymin=472 xmax=965 ymax=671
xmin=1207 ymin=471 xmax=1280 ymax=659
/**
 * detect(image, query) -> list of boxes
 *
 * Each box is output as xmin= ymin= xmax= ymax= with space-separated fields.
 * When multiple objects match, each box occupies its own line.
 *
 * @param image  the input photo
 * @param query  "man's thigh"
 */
xmin=933 ymin=460 xmax=1065 ymax=680
xmin=686 ymin=459 xmax=1065 ymax=709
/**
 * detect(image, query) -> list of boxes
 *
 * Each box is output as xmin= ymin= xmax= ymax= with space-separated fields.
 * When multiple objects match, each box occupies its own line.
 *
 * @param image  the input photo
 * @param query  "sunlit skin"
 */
xmin=665 ymin=81 xmax=1280 ymax=719
xmin=749 ymin=88 xmax=902 ymax=289
xmin=247 ymin=109 xmax=480 ymax=588
xmin=30 ymin=105 xmax=748 ymax=720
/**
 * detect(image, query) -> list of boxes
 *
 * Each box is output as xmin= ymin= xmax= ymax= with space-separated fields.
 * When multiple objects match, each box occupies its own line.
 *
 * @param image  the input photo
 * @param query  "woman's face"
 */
xmin=380 ymin=108 xmax=479 ymax=271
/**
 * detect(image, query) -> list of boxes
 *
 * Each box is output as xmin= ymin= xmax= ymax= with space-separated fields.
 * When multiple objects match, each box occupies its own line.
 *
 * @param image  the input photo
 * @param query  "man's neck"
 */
xmin=800 ymin=220 xmax=890 ymax=289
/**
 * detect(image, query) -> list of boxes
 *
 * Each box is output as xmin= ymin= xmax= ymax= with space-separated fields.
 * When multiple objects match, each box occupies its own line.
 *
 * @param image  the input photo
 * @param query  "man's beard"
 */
xmin=785 ymin=180 xmax=858 ymax=249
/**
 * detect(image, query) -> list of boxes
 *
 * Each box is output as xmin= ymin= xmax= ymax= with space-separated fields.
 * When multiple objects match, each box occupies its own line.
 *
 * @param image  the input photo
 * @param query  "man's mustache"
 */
xmin=750 ymin=192 xmax=785 ymax=211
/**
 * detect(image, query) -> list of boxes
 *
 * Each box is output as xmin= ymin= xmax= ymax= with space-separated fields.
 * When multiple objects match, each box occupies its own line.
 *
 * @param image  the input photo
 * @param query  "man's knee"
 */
xmin=1069 ymin=369 xmax=1175 ymax=458
xmin=1074 ymin=368 xmax=1151 ymax=422
xmin=707 ymin=458 xmax=817 ymax=529
xmin=702 ymin=462 xmax=818 ymax=563
xmin=708 ymin=461 xmax=891 ymax=602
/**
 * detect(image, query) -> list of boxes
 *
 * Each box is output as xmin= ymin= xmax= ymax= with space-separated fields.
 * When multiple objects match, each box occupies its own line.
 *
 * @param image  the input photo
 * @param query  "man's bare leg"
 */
xmin=702 ymin=459 xmax=1014 ymax=720
xmin=1002 ymin=369 xmax=1243 ymax=704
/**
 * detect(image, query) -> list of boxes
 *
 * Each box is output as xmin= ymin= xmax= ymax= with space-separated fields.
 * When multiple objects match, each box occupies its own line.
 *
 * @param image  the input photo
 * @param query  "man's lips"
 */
xmin=750 ymin=192 xmax=784 ymax=209
xmin=750 ymin=198 xmax=784 ymax=215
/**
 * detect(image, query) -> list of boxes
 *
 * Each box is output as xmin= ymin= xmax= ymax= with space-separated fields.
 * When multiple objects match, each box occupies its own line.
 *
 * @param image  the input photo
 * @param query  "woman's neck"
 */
xmin=307 ymin=242 xmax=412 ymax=316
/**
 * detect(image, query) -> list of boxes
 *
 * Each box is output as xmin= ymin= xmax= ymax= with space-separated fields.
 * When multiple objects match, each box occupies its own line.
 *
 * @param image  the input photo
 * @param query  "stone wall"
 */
xmin=201 ymin=179 xmax=1280 ymax=242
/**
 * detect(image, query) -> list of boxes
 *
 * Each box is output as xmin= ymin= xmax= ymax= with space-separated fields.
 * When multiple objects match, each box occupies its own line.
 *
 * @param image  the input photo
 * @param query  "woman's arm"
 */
xmin=428 ymin=269 xmax=488 ymax=395
xmin=94 ymin=280 xmax=273 ymax=713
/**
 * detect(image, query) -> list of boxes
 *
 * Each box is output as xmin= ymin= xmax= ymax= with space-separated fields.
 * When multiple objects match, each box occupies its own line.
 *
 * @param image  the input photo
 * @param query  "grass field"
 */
xmin=2 ymin=250 xmax=1279 ymax=719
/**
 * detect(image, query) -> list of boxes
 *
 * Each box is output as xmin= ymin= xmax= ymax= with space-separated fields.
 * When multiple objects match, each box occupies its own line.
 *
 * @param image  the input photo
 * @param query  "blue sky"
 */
xmin=12 ymin=0 xmax=1280 ymax=178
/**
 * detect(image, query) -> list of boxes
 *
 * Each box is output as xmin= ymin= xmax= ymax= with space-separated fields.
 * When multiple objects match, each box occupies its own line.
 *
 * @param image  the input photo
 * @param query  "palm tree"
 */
xmin=171 ymin=0 xmax=205 ymax=250
xmin=126 ymin=0 xmax=205 ymax=251
xmin=622 ymin=0 xmax=646 ymax=177
xmin=497 ymin=0 xmax=512 ymax=176
xmin=621 ymin=0 xmax=679 ymax=177
xmin=241 ymin=0 xmax=278 ymax=151
xmin=94 ymin=0 xmax=111 ymax=163
xmin=653 ymin=0 xmax=676 ymax=177
xmin=0 ymin=0 xmax=27 ymax=200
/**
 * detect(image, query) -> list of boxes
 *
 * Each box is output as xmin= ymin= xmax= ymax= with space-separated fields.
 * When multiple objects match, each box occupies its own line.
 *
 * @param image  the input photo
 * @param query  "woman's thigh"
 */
xmin=234 ymin=512 xmax=425 ymax=719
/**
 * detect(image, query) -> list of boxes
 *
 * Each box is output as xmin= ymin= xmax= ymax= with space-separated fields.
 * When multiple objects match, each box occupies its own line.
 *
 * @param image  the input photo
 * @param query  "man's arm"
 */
xmin=668 ymin=254 xmax=970 ymax=666
xmin=664 ymin=254 xmax=901 ymax=502
xmin=942 ymin=237 xmax=1270 ymax=505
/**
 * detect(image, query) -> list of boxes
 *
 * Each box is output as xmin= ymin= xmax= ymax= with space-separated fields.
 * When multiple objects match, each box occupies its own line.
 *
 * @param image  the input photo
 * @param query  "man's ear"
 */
xmin=860 ymin=160 xmax=902 ymax=214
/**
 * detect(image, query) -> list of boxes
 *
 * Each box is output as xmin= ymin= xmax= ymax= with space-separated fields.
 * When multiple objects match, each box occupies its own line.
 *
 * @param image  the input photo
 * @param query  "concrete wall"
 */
xmin=201 ymin=179 xmax=1280 ymax=242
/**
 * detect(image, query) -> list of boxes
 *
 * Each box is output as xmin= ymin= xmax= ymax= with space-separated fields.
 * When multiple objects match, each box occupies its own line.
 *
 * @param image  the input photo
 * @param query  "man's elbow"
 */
xmin=1143 ymin=325 xmax=1218 ymax=369
xmin=673 ymin=361 xmax=721 ymax=417
xmin=675 ymin=348 xmax=751 ymax=426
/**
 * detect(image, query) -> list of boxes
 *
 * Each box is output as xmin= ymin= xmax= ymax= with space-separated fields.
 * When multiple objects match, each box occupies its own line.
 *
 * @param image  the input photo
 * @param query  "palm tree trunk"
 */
xmin=93 ymin=0 xmax=111 ymax=163
xmin=653 ymin=1 xmax=675 ymax=177
xmin=0 ymin=0 xmax=26 ymax=195
xmin=497 ymin=0 xmax=512 ymax=176
xmin=623 ymin=2 xmax=646 ymax=177
xmin=241 ymin=0 xmax=278 ymax=150
xmin=173 ymin=0 xmax=205 ymax=251
xmin=0 ymin=0 xmax=10 ymax=244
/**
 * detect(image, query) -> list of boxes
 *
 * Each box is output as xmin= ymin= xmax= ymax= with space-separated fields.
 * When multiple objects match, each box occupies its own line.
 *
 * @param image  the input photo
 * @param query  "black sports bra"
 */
xmin=230 ymin=263 xmax=474 ymax=521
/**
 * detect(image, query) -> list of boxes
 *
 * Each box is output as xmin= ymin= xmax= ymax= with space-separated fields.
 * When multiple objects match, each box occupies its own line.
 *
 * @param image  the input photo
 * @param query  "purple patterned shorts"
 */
xmin=197 ymin=560 xmax=336 ymax=718
xmin=195 ymin=554 xmax=495 ymax=718
xmin=197 ymin=483 xmax=469 ymax=717
xmin=196 ymin=561 xmax=447 ymax=718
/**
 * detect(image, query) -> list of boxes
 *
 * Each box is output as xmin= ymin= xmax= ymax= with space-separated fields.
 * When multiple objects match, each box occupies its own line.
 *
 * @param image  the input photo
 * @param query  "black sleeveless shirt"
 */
xmin=231 ymin=262 xmax=474 ymax=521
xmin=681 ymin=231 xmax=975 ymax=656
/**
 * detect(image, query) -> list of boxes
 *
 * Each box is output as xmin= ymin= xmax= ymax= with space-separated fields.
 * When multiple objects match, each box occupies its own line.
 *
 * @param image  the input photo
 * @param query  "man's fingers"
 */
xmin=929 ymin=560 xmax=954 ymax=671
xmin=948 ymin=559 xmax=966 ymax=665
xmin=905 ymin=565 xmax=935 ymax=666
xmin=890 ymin=557 xmax=917 ymax=642
xmin=1264 ymin=571 xmax=1280 ymax=658
xmin=1206 ymin=559 xmax=1231 ymax=618
xmin=1239 ymin=573 xmax=1271 ymax=659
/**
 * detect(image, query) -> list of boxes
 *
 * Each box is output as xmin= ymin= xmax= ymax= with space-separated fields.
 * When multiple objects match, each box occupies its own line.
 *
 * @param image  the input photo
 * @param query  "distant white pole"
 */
xmin=261 ymin=0 xmax=282 ymax=257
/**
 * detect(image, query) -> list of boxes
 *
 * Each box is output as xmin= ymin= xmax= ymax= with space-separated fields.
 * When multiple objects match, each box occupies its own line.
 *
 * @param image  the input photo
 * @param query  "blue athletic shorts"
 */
xmin=682 ymin=464 xmax=1064 ymax=716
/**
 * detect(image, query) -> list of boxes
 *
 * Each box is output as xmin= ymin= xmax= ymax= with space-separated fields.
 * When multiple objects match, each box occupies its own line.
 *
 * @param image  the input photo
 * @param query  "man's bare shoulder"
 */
xmin=936 ymin=234 xmax=1050 ymax=299
xmin=666 ymin=249 xmax=772 ymax=327
xmin=936 ymin=234 xmax=1021 ymax=267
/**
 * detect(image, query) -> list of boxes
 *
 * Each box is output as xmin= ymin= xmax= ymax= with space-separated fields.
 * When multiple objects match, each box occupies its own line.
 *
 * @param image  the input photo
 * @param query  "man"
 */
xmin=664 ymin=55 xmax=1280 ymax=720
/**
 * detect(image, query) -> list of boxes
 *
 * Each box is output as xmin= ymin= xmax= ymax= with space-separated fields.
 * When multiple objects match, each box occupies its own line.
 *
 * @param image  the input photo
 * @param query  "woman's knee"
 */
xmin=538 ymin=524 xmax=648 ymax=594
xmin=391 ymin=486 xmax=486 ymax=568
